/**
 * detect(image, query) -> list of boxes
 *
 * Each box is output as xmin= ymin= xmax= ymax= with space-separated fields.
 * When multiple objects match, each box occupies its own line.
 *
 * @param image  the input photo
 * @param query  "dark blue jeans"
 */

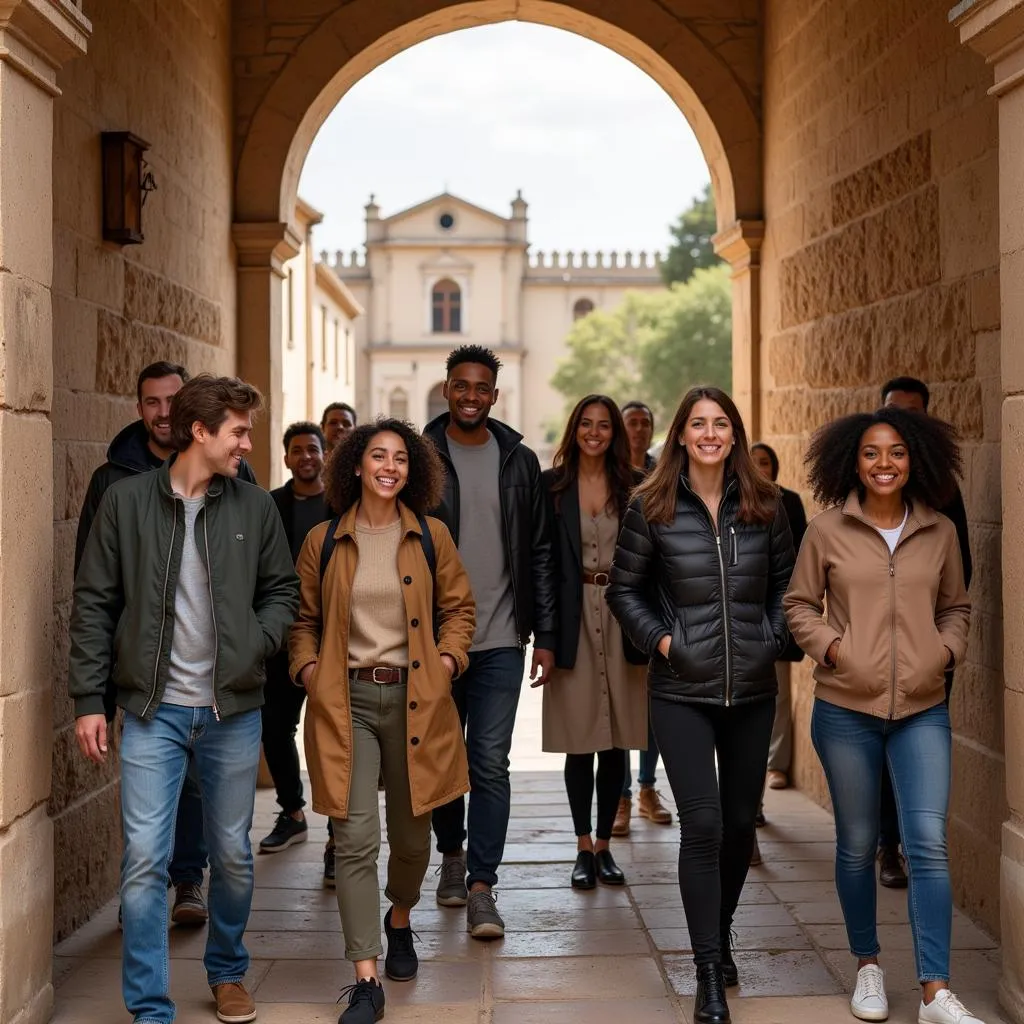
xmin=168 ymin=766 xmax=207 ymax=886
xmin=622 ymin=718 xmax=661 ymax=798
xmin=431 ymin=646 xmax=525 ymax=889
xmin=812 ymin=699 xmax=952 ymax=982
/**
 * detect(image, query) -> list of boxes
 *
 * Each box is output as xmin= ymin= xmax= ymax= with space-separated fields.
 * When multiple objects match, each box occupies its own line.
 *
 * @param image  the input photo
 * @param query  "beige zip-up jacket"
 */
xmin=783 ymin=491 xmax=970 ymax=720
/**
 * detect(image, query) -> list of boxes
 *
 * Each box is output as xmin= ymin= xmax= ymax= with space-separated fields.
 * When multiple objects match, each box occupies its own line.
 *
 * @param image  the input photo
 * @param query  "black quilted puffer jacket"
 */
xmin=606 ymin=476 xmax=795 ymax=706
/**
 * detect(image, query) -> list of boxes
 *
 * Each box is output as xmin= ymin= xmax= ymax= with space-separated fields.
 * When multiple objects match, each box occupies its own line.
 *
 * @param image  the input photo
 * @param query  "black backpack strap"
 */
xmin=319 ymin=516 xmax=342 ymax=588
xmin=417 ymin=514 xmax=439 ymax=640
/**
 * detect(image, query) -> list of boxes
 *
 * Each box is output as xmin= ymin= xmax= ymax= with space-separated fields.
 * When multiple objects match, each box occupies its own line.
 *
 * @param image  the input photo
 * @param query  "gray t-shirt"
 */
xmin=447 ymin=433 xmax=519 ymax=652
xmin=163 ymin=496 xmax=216 ymax=707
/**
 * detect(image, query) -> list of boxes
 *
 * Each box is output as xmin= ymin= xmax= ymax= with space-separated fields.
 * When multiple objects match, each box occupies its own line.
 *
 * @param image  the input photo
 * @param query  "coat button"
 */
xmin=412 ymin=660 xmax=420 ymax=669
xmin=410 ymin=736 xmax=420 ymax=746
xmin=411 ymin=618 xmax=419 ymax=627
xmin=409 ymin=701 xmax=418 ymax=710
xmin=403 ymin=576 xmax=412 ymax=585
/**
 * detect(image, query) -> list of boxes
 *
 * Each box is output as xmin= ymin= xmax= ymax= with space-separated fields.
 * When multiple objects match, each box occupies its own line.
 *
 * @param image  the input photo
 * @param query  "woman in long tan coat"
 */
xmin=289 ymin=418 xmax=474 ymax=1024
xmin=539 ymin=395 xmax=647 ymax=890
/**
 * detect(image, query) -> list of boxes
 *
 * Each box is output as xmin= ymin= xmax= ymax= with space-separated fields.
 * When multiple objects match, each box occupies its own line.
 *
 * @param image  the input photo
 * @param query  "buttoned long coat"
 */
xmin=289 ymin=502 xmax=474 ymax=819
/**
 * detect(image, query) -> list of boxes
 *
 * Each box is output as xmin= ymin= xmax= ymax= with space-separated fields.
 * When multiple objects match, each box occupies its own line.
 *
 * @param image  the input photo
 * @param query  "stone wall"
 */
xmin=763 ymin=0 xmax=1003 ymax=934
xmin=49 ymin=0 xmax=236 ymax=940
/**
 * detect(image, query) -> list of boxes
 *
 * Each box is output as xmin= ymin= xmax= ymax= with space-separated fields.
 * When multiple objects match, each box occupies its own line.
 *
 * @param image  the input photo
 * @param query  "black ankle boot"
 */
xmin=720 ymin=930 xmax=738 ymax=987
xmin=693 ymin=963 xmax=730 ymax=1024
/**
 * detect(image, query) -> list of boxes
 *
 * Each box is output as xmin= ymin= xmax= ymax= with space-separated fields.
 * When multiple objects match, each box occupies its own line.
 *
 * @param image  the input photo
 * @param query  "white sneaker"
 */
xmin=851 ymin=964 xmax=889 ymax=1021
xmin=918 ymin=989 xmax=986 ymax=1024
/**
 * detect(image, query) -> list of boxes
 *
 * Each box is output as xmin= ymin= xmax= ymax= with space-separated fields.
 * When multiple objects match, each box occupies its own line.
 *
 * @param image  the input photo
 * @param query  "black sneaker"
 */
xmin=383 ymin=907 xmax=418 ymax=981
xmin=338 ymin=977 xmax=385 ymax=1023
xmin=259 ymin=812 xmax=308 ymax=853
xmin=324 ymin=839 xmax=336 ymax=889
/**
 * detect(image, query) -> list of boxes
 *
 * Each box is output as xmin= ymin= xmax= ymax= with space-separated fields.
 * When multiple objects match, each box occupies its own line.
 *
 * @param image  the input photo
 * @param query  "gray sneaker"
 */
xmin=466 ymin=889 xmax=505 ymax=939
xmin=436 ymin=854 xmax=468 ymax=907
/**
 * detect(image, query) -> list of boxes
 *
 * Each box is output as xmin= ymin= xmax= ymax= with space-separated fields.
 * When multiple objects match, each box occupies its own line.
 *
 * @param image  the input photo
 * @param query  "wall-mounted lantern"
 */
xmin=101 ymin=131 xmax=157 ymax=245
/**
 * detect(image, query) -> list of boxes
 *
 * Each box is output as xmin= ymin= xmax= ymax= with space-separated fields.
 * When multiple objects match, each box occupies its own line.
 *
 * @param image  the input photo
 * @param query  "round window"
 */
xmin=439 ymin=212 xmax=455 ymax=230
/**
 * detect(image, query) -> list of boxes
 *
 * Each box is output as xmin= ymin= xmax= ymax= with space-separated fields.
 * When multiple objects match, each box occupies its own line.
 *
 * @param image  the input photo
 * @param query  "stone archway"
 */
xmin=231 ymin=0 xmax=764 ymax=480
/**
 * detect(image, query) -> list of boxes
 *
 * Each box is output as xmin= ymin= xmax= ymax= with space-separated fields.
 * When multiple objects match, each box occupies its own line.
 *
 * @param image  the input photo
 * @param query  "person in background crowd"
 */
xmin=540 ymin=396 xmax=648 ymax=889
xmin=290 ymin=419 xmax=475 ymax=1024
xmin=613 ymin=400 xmax=672 ymax=836
xmin=425 ymin=344 xmax=557 ymax=940
xmin=784 ymin=407 xmax=976 ymax=1024
xmin=259 ymin=422 xmax=340 ymax=884
xmin=608 ymin=386 xmax=794 ymax=1024
xmin=69 ymin=375 xmax=299 ymax=1024
xmin=322 ymin=402 xmax=358 ymax=452
xmin=874 ymin=376 xmax=973 ymax=890
xmin=74 ymin=361 xmax=253 ymax=929
xmin=748 ymin=442 xmax=809 ymax=866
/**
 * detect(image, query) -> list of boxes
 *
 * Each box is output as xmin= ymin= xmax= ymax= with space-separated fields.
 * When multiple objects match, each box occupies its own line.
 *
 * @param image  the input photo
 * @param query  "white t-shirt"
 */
xmin=875 ymin=506 xmax=909 ymax=556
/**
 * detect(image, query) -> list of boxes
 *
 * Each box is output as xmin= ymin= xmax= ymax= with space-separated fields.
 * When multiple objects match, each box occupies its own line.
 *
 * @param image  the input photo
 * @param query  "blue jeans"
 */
xmin=811 ymin=698 xmax=952 ymax=982
xmin=120 ymin=705 xmax=261 ymax=1024
xmin=431 ymin=646 xmax=525 ymax=888
xmin=168 ymin=766 xmax=207 ymax=886
xmin=622 ymin=718 xmax=661 ymax=798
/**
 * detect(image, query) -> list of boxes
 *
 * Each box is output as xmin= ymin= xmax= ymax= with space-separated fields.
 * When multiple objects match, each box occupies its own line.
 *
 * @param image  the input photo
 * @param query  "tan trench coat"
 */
xmin=289 ymin=502 xmax=475 ymax=819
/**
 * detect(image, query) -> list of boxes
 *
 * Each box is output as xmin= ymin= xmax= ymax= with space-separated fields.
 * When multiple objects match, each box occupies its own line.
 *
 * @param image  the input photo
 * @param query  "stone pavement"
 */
xmin=52 ymin=683 xmax=1008 ymax=1024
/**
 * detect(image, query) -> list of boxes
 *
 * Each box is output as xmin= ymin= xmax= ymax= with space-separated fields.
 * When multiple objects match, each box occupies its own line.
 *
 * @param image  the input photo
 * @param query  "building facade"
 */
xmin=328 ymin=191 xmax=665 ymax=461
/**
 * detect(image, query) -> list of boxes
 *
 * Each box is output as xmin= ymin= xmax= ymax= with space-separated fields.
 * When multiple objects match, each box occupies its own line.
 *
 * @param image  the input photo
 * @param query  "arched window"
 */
xmin=389 ymin=387 xmax=409 ymax=420
xmin=573 ymin=298 xmax=595 ymax=320
xmin=432 ymin=279 xmax=462 ymax=333
xmin=427 ymin=382 xmax=447 ymax=422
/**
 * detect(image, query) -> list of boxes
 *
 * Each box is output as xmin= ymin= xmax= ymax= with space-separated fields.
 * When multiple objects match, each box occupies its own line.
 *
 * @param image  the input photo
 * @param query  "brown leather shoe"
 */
xmin=212 ymin=981 xmax=256 ymax=1023
xmin=637 ymin=786 xmax=672 ymax=824
xmin=749 ymin=832 xmax=762 ymax=867
xmin=766 ymin=770 xmax=789 ymax=790
xmin=611 ymin=797 xmax=631 ymax=837
xmin=877 ymin=845 xmax=908 ymax=889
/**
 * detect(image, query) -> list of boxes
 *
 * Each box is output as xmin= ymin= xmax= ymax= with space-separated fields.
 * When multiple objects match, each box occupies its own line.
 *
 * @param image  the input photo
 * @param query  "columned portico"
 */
xmin=954 ymin=2 xmax=1024 ymax=1020
xmin=0 ymin=3 xmax=88 ymax=1022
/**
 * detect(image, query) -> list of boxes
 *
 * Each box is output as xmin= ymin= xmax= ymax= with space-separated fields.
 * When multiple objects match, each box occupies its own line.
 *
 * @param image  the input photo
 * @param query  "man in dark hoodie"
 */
xmin=73 ymin=361 xmax=258 ymax=927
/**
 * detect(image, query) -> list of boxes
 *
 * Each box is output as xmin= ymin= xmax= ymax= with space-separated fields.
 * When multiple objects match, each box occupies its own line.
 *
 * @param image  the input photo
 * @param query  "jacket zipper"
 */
xmin=143 ymin=500 xmax=178 ymax=720
xmin=202 ymin=504 xmax=221 ymax=721
xmin=887 ymin=554 xmax=896 ymax=719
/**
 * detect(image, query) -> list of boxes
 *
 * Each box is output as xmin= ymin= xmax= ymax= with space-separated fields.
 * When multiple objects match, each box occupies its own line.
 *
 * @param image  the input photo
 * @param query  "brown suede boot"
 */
xmin=637 ymin=785 xmax=672 ymax=824
xmin=612 ymin=796 xmax=631 ymax=836
xmin=212 ymin=981 xmax=256 ymax=1023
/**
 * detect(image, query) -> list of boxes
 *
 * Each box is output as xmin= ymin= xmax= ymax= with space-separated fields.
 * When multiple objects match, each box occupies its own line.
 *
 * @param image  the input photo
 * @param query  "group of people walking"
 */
xmin=66 ymin=347 xmax=984 ymax=1024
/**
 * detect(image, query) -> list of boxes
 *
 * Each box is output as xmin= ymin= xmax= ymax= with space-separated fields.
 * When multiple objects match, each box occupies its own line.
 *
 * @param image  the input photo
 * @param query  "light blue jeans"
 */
xmin=811 ymin=698 xmax=952 ymax=982
xmin=120 ymin=704 xmax=261 ymax=1024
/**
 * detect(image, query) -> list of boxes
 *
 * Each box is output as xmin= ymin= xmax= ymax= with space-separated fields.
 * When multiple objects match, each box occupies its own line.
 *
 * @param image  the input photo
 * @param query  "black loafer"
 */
xmin=571 ymin=850 xmax=596 ymax=889
xmin=595 ymin=849 xmax=625 ymax=885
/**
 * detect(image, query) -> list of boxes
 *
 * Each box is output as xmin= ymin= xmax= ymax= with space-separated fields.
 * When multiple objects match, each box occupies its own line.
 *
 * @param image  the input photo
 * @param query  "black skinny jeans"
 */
xmin=261 ymin=653 xmax=307 ymax=814
xmin=564 ymin=749 xmax=627 ymax=841
xmin=652 ymin=694 xmax=775 ymax=965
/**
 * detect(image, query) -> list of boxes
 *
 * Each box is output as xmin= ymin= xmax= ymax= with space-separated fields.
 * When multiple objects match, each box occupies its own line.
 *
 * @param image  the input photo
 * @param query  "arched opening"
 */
xmin=389 ymin=386 xmax=410 ymax=420
xmin=572 ymin=297 xmax=595 ymax=320
xmin=427 ymin=381 xmax=448 ymax=422
xmin=431 ymin=279 xmax=462 ymax=334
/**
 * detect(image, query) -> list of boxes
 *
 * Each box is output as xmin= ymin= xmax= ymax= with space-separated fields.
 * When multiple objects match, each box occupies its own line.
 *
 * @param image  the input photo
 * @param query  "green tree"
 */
xmin=660 ymin=183 xmax=720 ymax=286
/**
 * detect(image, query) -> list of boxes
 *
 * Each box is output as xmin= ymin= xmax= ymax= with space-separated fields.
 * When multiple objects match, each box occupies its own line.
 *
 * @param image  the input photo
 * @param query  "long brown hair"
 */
xmin=550 ymin=394 xmax=635 ymax=521
xmin=633 ymin=386 xmax=777 ymax=525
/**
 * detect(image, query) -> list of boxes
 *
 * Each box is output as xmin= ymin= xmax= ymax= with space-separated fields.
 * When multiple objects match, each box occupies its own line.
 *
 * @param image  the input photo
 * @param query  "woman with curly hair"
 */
xmin=538 ymin=395 xmax=648 ymax=889
xmin=289 ymin=418 xmax=475 ymax=1024
xmin=607 ymin=386 xmax=795 ymax=1024
xmin=783 ymin=408 xmax=975 ymax=1024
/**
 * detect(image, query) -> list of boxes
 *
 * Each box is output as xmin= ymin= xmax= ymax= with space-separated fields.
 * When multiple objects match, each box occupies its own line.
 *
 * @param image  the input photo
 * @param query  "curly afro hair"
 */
xmin=805 ymin=407 xmax=961 ymax=510
xmin=324 ymin=417 xmax=444 ymax=516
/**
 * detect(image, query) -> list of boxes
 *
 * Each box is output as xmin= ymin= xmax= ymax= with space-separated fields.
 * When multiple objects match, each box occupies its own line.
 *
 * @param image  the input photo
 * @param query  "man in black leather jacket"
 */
xmin=424 ymin=344 xmax=557 ymax=940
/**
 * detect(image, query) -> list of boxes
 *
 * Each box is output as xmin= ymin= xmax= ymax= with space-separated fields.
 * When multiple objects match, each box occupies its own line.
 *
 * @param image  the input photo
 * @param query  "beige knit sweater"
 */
xmin=347 ymin=520 xmax=409 ymax=669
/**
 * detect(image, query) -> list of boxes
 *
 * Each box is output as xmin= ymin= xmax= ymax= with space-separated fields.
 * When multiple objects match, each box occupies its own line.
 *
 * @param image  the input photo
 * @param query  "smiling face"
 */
xmin=576 ymin=401 xmax=614 ymax=460
xmin=138 ymin=374 xmax=184 ymax=452
xmin=680 ymin=398 xmax=734 ymax=469
xmin=623 ymin=407 xmax=654 ymax=460
xmin=284 ymin=432 xmax=324 ymax=485
xmin=444 ymin=362 xmax=498 ymax=432
xmin=857 ymin=423 xmax=910 ymax=499
xmin=199 ymin=409 xmax=253 ymax=478
xmin=357 ymin=430 xmax=409 ymax=502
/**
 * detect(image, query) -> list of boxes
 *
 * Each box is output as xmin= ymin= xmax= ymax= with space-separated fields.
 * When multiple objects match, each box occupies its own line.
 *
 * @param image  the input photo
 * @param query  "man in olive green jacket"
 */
xmin=69 ymin=375 xmax=299 ymax=1024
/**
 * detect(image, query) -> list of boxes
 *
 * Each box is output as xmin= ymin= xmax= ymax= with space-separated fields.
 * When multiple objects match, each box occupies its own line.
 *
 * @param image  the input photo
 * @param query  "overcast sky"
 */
xmin=298 ymin=22 xmax=711 ymax=260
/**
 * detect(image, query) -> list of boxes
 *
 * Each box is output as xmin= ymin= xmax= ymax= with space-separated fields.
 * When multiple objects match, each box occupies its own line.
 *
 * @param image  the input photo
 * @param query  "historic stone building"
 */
xmin=3 ymin=1 xmax=1024 ymax=1022
xmin=326 ymin=190 xmax=663 ymax=462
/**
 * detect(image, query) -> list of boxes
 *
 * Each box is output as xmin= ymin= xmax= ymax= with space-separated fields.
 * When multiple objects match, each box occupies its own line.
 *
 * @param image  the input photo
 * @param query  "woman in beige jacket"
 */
xmin=784 ymin=407 xmax=977 ymax=1024
xmin=289 ymin=418 xmax=475 ymax=1024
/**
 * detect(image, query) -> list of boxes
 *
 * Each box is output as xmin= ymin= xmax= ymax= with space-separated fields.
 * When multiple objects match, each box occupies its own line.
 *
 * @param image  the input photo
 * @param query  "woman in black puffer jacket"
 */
xmin=607 ymin=386 xmax=794 ymax=1024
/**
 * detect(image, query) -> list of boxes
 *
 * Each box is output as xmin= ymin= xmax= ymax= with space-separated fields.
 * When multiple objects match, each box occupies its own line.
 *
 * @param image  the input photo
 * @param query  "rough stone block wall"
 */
xmin=49 ymin=0 xmax=236 ymax=940
xmin=763 ymin=0 xmax=1003 ymax=934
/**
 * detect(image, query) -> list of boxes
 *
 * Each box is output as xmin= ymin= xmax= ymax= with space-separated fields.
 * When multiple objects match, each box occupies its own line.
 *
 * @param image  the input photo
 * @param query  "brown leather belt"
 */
xmin=351 ymin=667 xmax=407 ymax=684
xmin=582 ymin=571 xmax=611 ymax=586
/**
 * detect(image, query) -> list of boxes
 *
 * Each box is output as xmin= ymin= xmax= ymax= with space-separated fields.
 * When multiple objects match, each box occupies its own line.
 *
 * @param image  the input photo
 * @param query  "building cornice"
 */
xmin=314 ymin=262 xmax=364 ymax=320
xmin=0 ymin=0 xmax=90 ymax=95
xmin=952 ymin=0 xmax=1024 ymax=95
